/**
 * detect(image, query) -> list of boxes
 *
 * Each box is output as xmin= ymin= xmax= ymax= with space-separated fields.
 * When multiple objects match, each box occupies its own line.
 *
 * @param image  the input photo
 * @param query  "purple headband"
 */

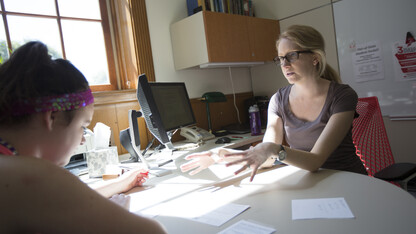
xmin=12 ymin=89 xmax=94 ymax=116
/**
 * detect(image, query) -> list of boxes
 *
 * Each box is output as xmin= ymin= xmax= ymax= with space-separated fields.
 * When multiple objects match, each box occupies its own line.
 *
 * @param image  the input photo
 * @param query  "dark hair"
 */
xmin=276 ymin=25 xmax=341 ymax=84
xmin=0 ymin=41 xmax=90 ymax=125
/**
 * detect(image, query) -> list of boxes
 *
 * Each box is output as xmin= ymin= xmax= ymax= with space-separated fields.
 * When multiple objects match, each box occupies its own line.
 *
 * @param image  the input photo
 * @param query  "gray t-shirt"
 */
xmin=269 ymin=82 xmax=367 ymax=175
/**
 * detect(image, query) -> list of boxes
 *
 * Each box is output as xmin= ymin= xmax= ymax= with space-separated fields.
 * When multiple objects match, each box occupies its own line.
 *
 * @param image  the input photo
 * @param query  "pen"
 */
xmin=140 ymin=171 xmax=149 ymax=176
xmin=231 ymin=136 xmax=243 ymax=139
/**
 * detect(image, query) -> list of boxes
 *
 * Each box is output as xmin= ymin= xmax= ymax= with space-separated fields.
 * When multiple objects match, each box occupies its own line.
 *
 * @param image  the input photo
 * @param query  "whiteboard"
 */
xmin=333 ymin=0 xmax=416 ymax=117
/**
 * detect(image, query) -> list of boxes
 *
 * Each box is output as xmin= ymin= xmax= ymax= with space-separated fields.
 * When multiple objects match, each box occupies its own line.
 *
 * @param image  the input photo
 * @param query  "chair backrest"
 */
xmin=352 ymin=96 xmax=395 ymax=176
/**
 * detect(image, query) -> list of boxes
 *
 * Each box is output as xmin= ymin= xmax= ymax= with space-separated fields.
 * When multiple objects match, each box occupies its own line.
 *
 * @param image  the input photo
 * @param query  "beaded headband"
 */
xmin=12 ymin=88 xmax=94 ymax=116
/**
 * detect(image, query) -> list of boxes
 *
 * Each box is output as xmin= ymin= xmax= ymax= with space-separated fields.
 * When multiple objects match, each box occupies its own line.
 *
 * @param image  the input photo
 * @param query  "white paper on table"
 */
xmin=218 ymin=220 xmax=276 ymax=234
xmin=193 ymin=203 xmax=250 ymax=226
xmin=137 ymin=203 xmax=250 ymax=226
xmin=292 ymin=197 xmax=355 ymax=220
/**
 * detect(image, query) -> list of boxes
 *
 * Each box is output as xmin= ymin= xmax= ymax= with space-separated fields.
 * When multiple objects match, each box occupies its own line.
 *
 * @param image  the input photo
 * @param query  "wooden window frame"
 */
xmin=0 ymin=0 xmax=155 ymax=91
xmin=0 ymin=0 xmax=118 ymax=91
xmin=109 ymin=0 xmax=156 ymax=90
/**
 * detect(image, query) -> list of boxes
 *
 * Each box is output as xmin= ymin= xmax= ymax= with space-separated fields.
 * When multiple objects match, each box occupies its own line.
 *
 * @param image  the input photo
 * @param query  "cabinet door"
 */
xmin=90 ymin=104 xmax=119 ymax=152
xmin=204 ymin=11 xmax=251 ymax=62
xmin=247 ymin=17 xmax=280 ymax=61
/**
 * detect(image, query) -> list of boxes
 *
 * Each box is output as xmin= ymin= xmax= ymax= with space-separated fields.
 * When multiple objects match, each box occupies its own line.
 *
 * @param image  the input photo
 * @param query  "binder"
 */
xmin=187 ymin=0 xmax=199 ymax=16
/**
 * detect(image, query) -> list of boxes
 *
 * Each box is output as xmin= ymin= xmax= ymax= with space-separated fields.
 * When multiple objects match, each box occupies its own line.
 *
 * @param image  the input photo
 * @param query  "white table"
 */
xmin=121 ymin=136 xmax=416 ymax=234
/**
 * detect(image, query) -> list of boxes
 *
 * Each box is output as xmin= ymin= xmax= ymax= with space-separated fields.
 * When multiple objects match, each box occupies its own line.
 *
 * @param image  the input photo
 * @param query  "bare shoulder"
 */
xmin=0 ymin=155 xmax=70 ymax=193
xmin=0 ymin=155 xmax=85 ymax=198
xmin=0 ymin=155 xmax=166 ymax=233
xmin=0 ymin=154 xmax=73 ymax=179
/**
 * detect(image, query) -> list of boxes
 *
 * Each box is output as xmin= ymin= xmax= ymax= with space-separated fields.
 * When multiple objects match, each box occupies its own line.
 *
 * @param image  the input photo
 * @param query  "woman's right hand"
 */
xmin=224 ymin=142 xmax=280 ymax=182
xmin=118 ymin=168 xmax=149 ymax=193
xmin=180 ymin=151 xmax=216 ymax=175
xmin=180 ymin=148 xmax=244 ymax=176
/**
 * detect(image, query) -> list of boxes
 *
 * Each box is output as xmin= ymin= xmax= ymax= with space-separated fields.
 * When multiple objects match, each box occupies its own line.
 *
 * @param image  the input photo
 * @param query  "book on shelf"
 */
xmin=187 ymin=0 xmax=199 ymax=16
xmin=239 ymin=0 xmax=244 ymax=15
xmin=218 ymin=0 xmax=223 ymax=12
xmin=198 ymin=0 xmax=205 ymax=11
xmin=187 ymin=0 xmax=254 ymax=16
xmin=205 ymin=0 xmax=212 ymax=11
xmin=248 ymin=0 xmax=253 ymax=16
xmin=225 ymin=0 xmax=231 ymax=14
xmin=234 ymin=0 xmax=241 ymax=15
xmin=243 ymin=0 xmax=249 ymax=16
xmin=210 ymin=0 xmax=215 ymax=12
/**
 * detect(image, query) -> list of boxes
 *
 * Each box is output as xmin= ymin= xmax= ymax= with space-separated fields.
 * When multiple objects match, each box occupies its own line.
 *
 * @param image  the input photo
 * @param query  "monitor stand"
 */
xmin=120 ymin=110 xmax=173 ymax=177
xmin=130 ymin=139 xmax=173 ymax=177
xmin=120 ymin=129 xmax=140 ymax=163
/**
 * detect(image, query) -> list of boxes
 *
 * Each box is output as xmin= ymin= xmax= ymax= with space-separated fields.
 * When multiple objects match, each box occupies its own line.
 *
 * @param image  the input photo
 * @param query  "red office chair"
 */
xmin=352 ymin=96 xmax=416 ymax=190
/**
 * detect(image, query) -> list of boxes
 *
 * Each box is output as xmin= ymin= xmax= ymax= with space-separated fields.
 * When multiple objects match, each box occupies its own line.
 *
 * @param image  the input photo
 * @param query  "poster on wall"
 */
xmin=351 ymin=41 xmax=385 ymax=83
xmin=392 ymin=32 xmax=416 ymax=81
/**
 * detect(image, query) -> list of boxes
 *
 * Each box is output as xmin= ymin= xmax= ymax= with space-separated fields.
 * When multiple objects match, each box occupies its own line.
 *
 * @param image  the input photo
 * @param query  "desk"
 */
xmin=94 ymin=135 xmax=416 ymax=233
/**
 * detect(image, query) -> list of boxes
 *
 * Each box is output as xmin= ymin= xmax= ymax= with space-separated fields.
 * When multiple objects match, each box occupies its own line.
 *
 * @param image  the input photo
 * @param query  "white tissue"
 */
xmin=93 ymin=122 xmax=111 ymax=149
xmin=85 ymin=146 xmax=119 ymax=178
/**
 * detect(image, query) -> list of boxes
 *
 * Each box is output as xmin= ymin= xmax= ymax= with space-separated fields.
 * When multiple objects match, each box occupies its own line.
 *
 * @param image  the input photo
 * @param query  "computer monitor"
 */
xmin=137 ymin=74 xmax=196 ymax=150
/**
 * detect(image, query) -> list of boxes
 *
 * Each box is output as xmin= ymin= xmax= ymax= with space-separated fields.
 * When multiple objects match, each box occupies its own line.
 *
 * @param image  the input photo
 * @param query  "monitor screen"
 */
xmin=150 ymin=83 xmax=196 ymax=131
xmin=137 ymin=74 xmax=196 ymax=149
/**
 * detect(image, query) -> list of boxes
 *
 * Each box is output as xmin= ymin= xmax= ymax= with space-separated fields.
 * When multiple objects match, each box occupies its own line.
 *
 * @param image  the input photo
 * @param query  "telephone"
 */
xmin=180 ymin=126 xmax=215 ymax=143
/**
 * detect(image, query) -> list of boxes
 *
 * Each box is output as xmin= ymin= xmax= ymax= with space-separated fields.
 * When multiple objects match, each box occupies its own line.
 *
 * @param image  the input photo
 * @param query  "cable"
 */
xmin=228 ymin=66 xmax=241 ymax=124
xmin=143 ymin=137 xmax=156 ymax=158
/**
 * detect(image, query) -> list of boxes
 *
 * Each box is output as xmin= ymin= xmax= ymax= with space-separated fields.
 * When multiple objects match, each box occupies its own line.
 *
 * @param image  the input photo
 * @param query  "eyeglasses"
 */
xmin=273 ymin=50 xmax=313 ymax=66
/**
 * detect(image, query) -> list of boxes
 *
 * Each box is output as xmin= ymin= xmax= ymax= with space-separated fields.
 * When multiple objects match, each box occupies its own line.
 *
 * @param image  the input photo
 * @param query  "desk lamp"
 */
xmin=200 ymin=92 xmax=227 ymax=133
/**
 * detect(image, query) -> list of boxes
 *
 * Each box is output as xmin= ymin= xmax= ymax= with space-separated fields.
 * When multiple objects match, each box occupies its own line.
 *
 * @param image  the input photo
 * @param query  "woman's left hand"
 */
xmin=224 ymin=142 xmax=277 ymax=181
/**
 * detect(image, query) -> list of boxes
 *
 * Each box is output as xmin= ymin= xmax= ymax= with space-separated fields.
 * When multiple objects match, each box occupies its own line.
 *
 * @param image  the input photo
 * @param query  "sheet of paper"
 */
xmin=193 ymin=203 xmax=250 ymax=226
xmin=292 ymin=197 xmax=355 ymax=220
xmin=218 ymin=220 xmax=276 ymax=234
xmin=137 ymin=203 xmax=250 ymax=227
xmin=352 ymin=40 xmax=385 ymax=82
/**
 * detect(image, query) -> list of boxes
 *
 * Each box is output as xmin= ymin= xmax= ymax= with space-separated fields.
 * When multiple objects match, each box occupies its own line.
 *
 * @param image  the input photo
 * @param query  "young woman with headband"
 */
xmin=0 ymin=41 xmax=166 ymax=233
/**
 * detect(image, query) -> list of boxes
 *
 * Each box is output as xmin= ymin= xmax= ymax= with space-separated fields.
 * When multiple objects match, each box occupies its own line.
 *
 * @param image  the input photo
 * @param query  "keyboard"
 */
xmin=68 ymin=166 xmax=89 ymax=176
xmin=65 ymin=160 xmax=88 ymax=176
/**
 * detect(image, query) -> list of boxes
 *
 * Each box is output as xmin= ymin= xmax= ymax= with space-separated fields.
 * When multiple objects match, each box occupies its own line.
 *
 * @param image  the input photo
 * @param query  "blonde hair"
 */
xmin=276 ymin=25 xmax=341 ymax=83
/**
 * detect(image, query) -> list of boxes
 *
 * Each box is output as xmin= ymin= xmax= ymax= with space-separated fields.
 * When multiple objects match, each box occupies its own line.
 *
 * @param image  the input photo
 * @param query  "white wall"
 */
xmin=145 ymin=0 xmax=253 ymax=99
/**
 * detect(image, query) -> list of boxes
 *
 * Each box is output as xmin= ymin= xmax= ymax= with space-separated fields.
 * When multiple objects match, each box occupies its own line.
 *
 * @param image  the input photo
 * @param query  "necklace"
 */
xmin=0 ymin=137 xmax=18 ymax=155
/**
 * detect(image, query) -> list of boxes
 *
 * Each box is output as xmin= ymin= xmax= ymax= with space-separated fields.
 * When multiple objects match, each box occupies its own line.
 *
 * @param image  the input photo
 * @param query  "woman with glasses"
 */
xmin=182 ymin=25 xmax=367 ymax=181
xmin=225 ymin=24 xmax=368 ymax=181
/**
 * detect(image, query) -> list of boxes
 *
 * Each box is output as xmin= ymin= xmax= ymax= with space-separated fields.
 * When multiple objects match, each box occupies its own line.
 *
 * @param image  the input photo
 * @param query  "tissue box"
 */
xmin=85 ymin=146 xmax=119 ymax=178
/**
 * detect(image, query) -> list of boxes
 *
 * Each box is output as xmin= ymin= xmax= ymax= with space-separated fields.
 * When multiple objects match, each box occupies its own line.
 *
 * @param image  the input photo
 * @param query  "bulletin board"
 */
xmin=333 ymin=0 xmax=416 ymax=118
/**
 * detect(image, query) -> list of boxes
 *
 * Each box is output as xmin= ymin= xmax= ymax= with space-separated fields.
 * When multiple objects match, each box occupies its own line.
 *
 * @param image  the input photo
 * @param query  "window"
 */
xmin=0 ymin=0 xmax=117 ymax=91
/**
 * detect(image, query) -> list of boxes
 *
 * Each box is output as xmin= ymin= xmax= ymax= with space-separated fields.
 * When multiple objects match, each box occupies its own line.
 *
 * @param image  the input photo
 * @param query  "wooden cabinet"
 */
xmin=170 ymin=11 xmax=279 ymax=70
xmin=90 ymin=90 xmax=150 ymax=155
xmin=247 ymin=16 xmax=280 ymax=61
